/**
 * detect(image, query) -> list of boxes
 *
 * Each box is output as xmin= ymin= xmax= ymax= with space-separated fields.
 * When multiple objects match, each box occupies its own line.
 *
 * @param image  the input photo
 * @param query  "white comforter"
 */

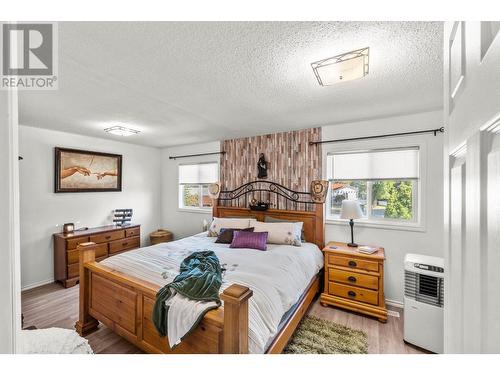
xmin=100 ymin=232 xmax=324 ymax=354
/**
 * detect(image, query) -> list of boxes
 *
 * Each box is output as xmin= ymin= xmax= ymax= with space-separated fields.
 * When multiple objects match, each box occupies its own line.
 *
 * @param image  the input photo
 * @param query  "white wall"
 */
xmin=322 ymin=110 xmax=444 ymax=305
xmin=19 ymin=125 xmax=162 ymax=290
xmin=160 ymin=142 xmax=220 ymax=238
xmin=443 ymin=22 xmax=500 ymax=353
xmin=0 ymin=90 xmax=21 ymax=353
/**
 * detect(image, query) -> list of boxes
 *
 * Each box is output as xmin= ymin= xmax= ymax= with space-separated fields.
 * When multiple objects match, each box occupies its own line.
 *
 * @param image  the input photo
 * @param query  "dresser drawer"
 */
xmin=67 ymin=243 xmax=108 ymax=264
xmin=109 ymin=236 xmax=140 ymax=254
xmin=67 ymin=254 xmax=108 ymax=278
xmin=90 ymin=230 xmax=125 ymax=244
xmin=66 ymin=236 xmax=89 ymax=250
xmin=328 ymin=255 xmax=379 ymax=272
xmin=328 ymin=268 xmax=379 ymax=290
xmin=67 ymin=263 xmax=79 ymax=279
xmin=67 ymin=249 xmax=79 ymax=265
xmin=125 ymin=227 xmax=140 ymax=238
xmin=328 ymin=282 xmax=379 ymax=305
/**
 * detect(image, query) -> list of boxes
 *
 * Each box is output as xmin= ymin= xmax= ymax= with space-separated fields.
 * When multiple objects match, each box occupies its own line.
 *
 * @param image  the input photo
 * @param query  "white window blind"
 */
xmin=329 ymin=148 xmax=419 ymax=180
xmin=179 ymin=163 xmax=218 ymax=184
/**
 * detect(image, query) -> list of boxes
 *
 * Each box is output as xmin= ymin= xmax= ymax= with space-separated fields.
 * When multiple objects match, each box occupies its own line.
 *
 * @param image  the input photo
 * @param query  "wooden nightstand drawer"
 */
xmin=328 ymin=282 xmax=378 ymax=305
xmin=328 ymin=255 xmax=379 ymax=272
xmin=328 ymin=268 xmax=379 ymax=290
xmin=90 ymin=230 xmax=125 ymax=244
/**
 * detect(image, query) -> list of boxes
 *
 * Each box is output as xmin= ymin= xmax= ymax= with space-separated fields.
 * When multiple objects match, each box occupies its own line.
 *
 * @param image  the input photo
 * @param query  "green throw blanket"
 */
xmin=152 ymin=250 xmax=223 ymax=339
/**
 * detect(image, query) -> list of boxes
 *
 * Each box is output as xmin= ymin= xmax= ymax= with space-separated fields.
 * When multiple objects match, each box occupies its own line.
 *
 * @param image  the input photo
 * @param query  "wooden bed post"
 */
xmin=314 ymin=202 xmax=325 ymax=248
xmin=211 ymin=199 xmax=219 ymax=218
xmin=75 ymin=242 xmax=99 ymax=336
xmin=220 ymin=284 xmax=253 ymax=354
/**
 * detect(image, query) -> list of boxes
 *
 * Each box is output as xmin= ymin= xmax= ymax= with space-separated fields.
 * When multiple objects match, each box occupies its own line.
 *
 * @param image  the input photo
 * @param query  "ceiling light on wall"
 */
xmin=311 ymin=47 xmax=369 ymax=86
xmin=104 ymin=125 xmax=140 ymax=137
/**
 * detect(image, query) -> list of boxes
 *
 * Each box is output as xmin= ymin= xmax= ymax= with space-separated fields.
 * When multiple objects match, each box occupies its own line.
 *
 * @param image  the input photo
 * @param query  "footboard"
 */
xmin=75 ymin=242 xmax=253 ymax=354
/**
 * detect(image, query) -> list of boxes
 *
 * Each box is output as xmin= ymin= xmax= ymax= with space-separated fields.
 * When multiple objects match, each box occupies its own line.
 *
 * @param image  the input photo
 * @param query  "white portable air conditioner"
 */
xmin=404 ymin=254 xmax=444 ymax=353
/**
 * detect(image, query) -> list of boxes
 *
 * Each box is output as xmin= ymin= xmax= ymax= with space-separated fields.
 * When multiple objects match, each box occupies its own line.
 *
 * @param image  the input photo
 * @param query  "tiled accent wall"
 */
xmin=220 ymin=128 xmax=322 ymax=210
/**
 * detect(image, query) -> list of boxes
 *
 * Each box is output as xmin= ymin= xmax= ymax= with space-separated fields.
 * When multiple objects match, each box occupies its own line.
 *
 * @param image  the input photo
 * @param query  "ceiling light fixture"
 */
xmin=104 ymin=125 xmax=140 ymax=137
xmin=311 ymin=47 xmax=369 ymax=86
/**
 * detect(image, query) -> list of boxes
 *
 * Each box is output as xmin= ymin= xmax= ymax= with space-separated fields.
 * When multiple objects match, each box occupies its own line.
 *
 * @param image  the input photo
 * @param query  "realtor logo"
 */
xmin=1 ymin=22 xmax=58 ymax=90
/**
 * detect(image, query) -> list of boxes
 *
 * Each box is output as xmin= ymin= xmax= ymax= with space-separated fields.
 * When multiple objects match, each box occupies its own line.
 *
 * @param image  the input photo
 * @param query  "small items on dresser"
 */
xmin=320 ymin=241 xmax=388 ymax=322
xmin=63 ymin=223 xmax=75 ymax=234
xmin=113 ymin=208 xmax=133 ymax=226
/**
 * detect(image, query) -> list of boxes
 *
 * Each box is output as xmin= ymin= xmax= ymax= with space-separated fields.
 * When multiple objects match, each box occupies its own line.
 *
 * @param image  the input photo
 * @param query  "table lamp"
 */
xmin=340 ymin=200 xmax=363 ymax=247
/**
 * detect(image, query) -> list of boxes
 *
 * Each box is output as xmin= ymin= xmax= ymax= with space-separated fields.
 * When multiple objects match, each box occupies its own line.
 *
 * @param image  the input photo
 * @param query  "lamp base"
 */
xmin=347 ymin=242 xmax=359 ymax=247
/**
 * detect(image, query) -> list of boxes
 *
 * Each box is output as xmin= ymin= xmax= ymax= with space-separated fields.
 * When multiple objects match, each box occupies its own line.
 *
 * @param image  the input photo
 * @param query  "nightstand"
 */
xmin=320 ymin=241 xmax=388 ymax=323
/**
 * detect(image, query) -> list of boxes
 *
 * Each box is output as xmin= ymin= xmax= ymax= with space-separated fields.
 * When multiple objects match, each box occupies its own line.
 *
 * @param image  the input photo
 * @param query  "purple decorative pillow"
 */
xmin=230 ymin=230 xmax=268 ymax=251
xmin=215 ymin=227 xmax=254 ymax=244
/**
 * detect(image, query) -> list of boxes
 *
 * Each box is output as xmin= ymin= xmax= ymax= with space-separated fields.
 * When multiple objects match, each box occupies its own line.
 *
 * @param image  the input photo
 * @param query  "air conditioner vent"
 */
xmin=404 ymin=270 xmax=444 ymax=307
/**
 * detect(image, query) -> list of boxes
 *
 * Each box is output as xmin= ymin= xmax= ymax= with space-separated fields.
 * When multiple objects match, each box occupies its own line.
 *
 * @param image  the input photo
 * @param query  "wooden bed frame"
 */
xmin=75 ymin=181 xmax=325 ymax=354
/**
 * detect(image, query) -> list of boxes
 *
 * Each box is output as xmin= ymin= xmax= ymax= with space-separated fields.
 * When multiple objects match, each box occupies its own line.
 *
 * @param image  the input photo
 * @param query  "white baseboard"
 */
xmin=385 ymin=298 xmax=404 ymax=309
xmin=21 ymin=278 xmax=55 ymax=291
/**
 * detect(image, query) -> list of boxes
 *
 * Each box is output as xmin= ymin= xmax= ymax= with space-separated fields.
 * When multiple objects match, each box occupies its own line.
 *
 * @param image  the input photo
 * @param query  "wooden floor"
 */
xmin=22 ymin=282 xmax=426 ymax=354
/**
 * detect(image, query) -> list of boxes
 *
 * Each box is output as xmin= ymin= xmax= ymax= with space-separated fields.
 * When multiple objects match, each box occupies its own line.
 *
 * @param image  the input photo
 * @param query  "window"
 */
xmin=327 ymin=147 xmax=419 ymax=224
xmin=178 ymin=162 xmax=218 ymax=210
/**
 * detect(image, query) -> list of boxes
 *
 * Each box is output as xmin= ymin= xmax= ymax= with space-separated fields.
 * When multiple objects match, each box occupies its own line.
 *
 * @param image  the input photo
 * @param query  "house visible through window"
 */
xmin=327 ymin=147 xmax=419 ymax=223
xmin=178 ymin=162 xmax=218 ymax=210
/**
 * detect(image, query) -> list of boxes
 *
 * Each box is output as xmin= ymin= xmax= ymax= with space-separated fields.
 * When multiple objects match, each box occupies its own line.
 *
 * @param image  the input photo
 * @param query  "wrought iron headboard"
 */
xmin=217 ymin=180 xmax=324 ymax=212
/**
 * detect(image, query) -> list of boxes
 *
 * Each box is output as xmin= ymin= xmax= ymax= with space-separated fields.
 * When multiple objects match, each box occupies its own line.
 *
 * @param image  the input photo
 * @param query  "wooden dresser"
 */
xmin=320 ymin=241 xmax=388 ymax=322
xmin=53 ymin=224 xmax=141 ymax=288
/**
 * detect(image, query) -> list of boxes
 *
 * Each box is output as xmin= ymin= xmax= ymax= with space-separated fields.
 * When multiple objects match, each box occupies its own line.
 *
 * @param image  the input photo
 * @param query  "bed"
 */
xmin=75 ymin=181 xmax=326 ymax=354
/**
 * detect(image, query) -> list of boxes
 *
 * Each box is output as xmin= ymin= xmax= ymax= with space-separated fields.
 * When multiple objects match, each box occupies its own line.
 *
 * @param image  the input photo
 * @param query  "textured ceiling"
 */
xmin=19 ymin=22 xmax=443 ymax=147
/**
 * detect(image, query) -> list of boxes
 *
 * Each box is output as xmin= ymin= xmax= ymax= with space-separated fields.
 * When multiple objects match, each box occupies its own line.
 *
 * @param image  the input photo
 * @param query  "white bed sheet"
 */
xmin=100 ymin=232 xmax=323 ymax=353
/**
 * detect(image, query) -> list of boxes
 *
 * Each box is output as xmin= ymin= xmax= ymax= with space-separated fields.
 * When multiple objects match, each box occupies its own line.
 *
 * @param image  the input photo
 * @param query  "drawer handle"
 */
xmin=347 ymin=276 xmax=357 ymax=283
xmin=122 ymin=242 xmax=128 ymax=246
xmin=348 ymin=260 xmax=357 ymax=267
xmin=105 ymin=236 xmax=111 ymax=240
xmin=347 ymin=291 xmax=356 ymax=298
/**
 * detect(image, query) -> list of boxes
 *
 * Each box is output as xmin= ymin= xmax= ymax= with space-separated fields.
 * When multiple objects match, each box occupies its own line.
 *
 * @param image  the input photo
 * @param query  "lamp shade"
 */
xmin=340 ymin=200 xmax=363 ymax=220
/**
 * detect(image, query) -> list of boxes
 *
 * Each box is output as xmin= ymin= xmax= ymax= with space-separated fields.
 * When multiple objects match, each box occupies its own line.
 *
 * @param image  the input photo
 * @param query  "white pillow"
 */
xmin=208 ymin=217 xmax=253 ymax=237
xmin=252 ymin=221 xmax=303 ymax=247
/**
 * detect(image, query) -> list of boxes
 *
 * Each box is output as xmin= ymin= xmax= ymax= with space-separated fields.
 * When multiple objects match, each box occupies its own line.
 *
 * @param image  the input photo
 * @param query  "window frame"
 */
xmin=322 ymin=137 xmax=427 ymax=232
xmin=178 ymin=161 xmax=219 ymax=213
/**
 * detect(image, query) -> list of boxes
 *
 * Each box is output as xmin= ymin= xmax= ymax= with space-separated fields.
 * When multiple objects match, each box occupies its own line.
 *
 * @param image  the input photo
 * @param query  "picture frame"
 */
xmin=54 ymin=147 xmax=122 ymax=193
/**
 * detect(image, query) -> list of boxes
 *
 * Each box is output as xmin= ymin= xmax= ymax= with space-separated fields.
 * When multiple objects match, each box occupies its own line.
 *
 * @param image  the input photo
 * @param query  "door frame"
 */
xmin=1 ymin=86 xmax=22 ymax=353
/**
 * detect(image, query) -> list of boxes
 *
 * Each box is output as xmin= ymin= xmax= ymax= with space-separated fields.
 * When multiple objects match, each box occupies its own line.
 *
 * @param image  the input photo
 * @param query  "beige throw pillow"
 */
xmin=252 ymin=221 xmax=303 ymax=246
xmin=208 ymin=217 xmax=253 ymax=237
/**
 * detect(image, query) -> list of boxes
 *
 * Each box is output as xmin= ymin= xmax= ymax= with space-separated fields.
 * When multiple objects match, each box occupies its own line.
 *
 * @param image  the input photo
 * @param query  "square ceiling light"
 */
xmin=311 ymin=47 xmax=369 ymax=86
xmin=104 ymin=125 xmax=140 ymax=136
